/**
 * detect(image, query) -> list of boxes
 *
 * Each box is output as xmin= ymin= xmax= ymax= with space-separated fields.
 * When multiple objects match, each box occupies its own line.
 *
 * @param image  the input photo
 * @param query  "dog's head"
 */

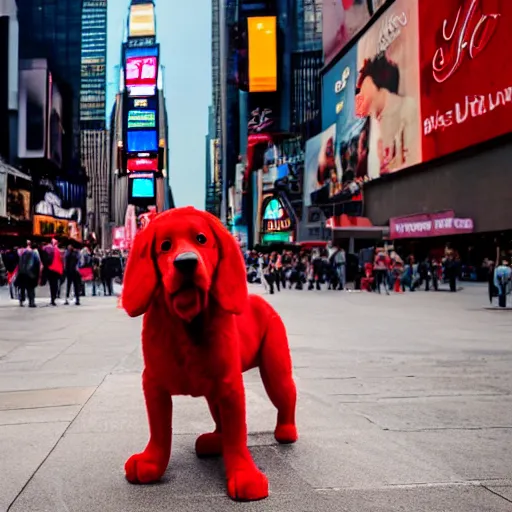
xmin=122 ymin=207 xmax=248 ymax=322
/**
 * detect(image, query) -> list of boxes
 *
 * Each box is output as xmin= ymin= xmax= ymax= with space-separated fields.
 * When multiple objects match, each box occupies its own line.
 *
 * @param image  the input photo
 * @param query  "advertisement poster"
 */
xmin=419 ymin=0 xmax=512 ymax=162
xmin=303 ymin=124 xmax=337 ymax=207
xmin=6 ymin=175 xmax=31 ymax=221
xmin=356 ymin=0 xmax=422 ymax=177
xmin=0 ymin=171 xmax=6 ymax=218
xmin=323 ymin=0 xmax=371 ymax=67
xmin=260 ymin=195 xmax=294 ymax=243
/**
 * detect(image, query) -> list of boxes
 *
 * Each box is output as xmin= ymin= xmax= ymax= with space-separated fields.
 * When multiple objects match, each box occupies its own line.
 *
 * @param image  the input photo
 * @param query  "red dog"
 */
xmin=122 ymin=207 xmax=298 ymax=501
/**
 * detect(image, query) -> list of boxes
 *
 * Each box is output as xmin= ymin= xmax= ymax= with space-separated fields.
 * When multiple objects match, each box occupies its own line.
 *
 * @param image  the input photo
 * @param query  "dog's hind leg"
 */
xmin=259 ymin=314 xmax=298 ymax=444
xmin=195 ymin=398 xmax=223 ymax=457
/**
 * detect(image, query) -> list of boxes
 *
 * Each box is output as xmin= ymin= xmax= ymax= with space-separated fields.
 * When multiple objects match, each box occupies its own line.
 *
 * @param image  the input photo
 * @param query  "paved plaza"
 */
xmin=0 ymin=284 xmax=511 ymax=511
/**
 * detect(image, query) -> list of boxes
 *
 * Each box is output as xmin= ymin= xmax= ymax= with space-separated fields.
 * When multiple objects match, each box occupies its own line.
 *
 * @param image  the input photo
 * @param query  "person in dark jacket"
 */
xmin=64 ymin=245 xmax=81 ymax=305
xmin=16 ymin=241 xmax=41 ymax=308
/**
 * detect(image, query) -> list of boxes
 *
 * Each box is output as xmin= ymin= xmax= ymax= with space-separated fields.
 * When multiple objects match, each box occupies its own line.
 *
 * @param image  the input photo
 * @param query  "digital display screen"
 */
xmin=128 ymin=85 xmax=156 ymax=97
xmin=132 ymin=176 xmax=155 ymax=198
xmin=128 ymin=110 xmax=156 ymax=129
xmin=127 ymin=157 xmax=158 ymax=172
xmin=129 ymin=3 xmax=156 ymax=37
xmin=127 ymin=130 xmax=157 ymax=153
xmin=125 ymin=57 xmax=158 ymax=87
xmin=125 ymin=46 xmax=158 ymax=60
xmin=248 ymin=16 xmax=277 ymax=92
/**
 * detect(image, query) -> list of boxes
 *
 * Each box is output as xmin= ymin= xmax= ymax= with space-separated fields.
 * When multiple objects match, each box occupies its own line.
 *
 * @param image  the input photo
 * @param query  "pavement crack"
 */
xmin=6 ymin=374 xmax=109 ymax=512
xmin=482 ymin=485 xmax=512 ymax=504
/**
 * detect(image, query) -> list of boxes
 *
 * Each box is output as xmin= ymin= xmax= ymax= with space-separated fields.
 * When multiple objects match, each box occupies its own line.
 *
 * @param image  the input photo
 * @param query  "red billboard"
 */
xmin=127 ymin=157 xmax=158 ymax=172
xmin=419 ymin=0 xmax=512 ymax=162
xmin=125 ymin=56 xmax=157 ymax=87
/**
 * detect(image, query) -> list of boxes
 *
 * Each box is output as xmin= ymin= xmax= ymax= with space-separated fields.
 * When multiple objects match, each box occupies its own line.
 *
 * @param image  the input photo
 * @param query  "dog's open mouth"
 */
xmin=171 ymin=282 xmax=205 ymax=321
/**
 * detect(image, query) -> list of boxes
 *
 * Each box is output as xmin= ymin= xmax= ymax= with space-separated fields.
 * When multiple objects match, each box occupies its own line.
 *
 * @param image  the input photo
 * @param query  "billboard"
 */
xmin=129 ymin=3 xmax=156 ymax=38
xmin=247 ymin=92 xmax=280 ymax=134
xmin=128 ymin=96 xmax=157 ymax=110
xmin=0 ymin=171 xmax=6 ymax=218
xmin=127 ymin=130 xmax=158 ymax=153
xmin=323 ymin=0 xmax=372 ymax=67
xmin=319 ymin=0 xmax=512 ymax=191
xmin=419 ymin=0 xmax=512 ymax=163
xmin=49 ymin=76 xmax=63 ymax=168
xmin=6 ymin=174 xmax=31 ymax=221
xmin=128 ymin=110 xmax=156 ymax=129
xmin=18 ymin=62 xmax=48 ymax=159
xmin=248 ymin=16 xmax=277 ymax=93
xmin=129 ymin=173 xmax=156 ymax=202
xmin=127 ymin=157 xmax=158 ymax=172
xmin=125 ymin=55 xmax=157 ymax=97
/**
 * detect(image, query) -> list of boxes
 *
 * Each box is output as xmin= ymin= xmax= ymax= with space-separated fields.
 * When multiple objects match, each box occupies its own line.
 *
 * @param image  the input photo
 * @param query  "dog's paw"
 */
xmin=125 ymin=452 xmax=167 ymax=484
xmin=195 ymin=432 xmax=222 ymax=458
xmin=227 ymin=468 xmax=269 ymax=501
xmin=275 ymin=424 xmax=298 ymax=444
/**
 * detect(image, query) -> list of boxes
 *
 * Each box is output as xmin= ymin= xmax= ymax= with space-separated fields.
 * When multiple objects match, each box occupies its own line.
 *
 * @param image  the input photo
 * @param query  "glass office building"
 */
xmin=80 ymin=0 xmax=107 ymax=130
xmin=17 ymin=0 xmax=83 ymax=170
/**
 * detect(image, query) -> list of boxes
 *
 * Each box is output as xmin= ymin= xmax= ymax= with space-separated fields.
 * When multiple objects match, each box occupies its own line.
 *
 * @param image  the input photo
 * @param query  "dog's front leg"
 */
xmin=218 ymin=376 xmax=269 ymax=501
xmin=125 ymin=371 xmax=173 ymax=484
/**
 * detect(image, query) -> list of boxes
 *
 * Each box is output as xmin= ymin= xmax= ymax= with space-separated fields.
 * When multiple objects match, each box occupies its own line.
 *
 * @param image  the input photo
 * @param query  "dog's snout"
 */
xmin=173 ymin=252 xmax=199 ymax=275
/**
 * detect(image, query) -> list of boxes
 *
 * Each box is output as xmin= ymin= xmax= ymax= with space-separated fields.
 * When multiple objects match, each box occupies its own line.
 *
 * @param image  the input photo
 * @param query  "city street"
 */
xmin=0 ymin=285 xmax=511 ymax=512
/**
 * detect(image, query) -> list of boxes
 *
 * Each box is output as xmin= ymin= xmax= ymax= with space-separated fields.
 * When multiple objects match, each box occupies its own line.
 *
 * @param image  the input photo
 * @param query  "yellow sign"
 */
xmin=129 ymin=4 xmax=156 ymax=38
xmin=248 ymin=16 xmax=277 ymax=93
xmin=33 ymin=215 xmax=82 ymax=242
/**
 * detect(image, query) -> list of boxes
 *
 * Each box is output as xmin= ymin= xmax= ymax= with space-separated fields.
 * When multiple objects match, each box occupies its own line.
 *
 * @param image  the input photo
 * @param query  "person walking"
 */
xmin=16 ymin=241 xmax=41 ymax=308
xmin=42 ymin=239 xmax=64 ymax=306
xmin=494 ymin=258 xmax=511 ymax=308
xmin=374 ymin=247 xmax=390 ymax=295
xmin=332 ymin=246 xmax=346 ymax=290
xmin=64 ymin=245 xmax=81 ymax=306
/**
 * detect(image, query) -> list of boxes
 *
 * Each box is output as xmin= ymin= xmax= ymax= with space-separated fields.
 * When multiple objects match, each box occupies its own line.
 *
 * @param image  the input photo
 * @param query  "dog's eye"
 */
xmin=160 ymin=240 xmax=172 ymax=252
xmin=196 ymin=233 xmax=207 ymax=245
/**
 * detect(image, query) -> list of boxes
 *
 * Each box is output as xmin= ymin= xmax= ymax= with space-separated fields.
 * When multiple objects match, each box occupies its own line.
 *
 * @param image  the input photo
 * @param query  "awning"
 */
xmin=0 ymin=160 xmax=32 ymax=181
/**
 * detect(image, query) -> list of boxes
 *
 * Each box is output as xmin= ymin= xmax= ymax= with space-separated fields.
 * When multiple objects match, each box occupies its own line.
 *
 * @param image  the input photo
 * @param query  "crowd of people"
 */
xmin=0 ymin=240 xmax=125 ymax=308
xmin=244 ymin=242 xmax=512 ymax=305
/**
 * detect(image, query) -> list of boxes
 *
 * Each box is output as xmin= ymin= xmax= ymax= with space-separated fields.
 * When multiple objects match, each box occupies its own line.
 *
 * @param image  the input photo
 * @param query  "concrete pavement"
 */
xmin=0 ymin=284 xmax=511 ymax=511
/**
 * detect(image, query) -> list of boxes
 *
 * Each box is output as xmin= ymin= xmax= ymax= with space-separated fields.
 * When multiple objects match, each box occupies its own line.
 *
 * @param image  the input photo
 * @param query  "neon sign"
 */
xmin=262 ymin=198 xmax=292 ymax=232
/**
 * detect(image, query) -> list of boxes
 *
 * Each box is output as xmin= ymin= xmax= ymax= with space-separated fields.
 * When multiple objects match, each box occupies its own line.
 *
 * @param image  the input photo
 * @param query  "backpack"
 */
xmin=19 ymin=250 xmax=36 ymax=279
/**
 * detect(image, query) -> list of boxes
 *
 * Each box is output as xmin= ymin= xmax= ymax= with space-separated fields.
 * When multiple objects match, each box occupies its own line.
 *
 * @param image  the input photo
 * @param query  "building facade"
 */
xmin=80 ymin=0 xmax=107 ymax=130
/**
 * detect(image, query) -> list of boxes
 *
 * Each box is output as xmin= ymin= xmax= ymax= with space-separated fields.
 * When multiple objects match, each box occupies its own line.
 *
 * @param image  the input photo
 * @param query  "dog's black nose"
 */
xmin=173 ymin=252 xmax=198 ymax=275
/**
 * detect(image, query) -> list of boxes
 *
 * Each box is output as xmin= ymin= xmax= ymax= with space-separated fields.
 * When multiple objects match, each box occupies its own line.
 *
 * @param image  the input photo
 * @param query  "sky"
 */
xmin=106 ymin=0 xmax=212 ymax=209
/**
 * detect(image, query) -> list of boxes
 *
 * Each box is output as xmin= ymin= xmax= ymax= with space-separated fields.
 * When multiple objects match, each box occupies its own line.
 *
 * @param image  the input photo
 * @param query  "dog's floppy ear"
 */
xmin=202 ymin=211 xmax=248 ymax=315
xmin=122 ymin=223 xmax=158 ymax=318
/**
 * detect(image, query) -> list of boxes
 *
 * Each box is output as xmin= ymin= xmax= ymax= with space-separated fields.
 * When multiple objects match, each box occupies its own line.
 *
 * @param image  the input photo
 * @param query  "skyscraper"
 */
xmin=80 ymin=0 xmax=107 ymax=130
xmin=17 ymin=0 xmax=83 ymax=171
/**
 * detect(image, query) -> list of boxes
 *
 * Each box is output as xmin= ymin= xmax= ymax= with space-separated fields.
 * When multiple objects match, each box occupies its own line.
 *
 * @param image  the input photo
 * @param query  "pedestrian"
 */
xmin=494 ymin=258 xmax=511 ymax=308
xmin=332 ymin=246 xmax=346 ymax=290
xmin=16 ymin=240 xmax=41 ymax=308
xmin=374 ymin=247 xmax=390 ymax=295
xmin=64 ymin=244 xmax=82 ymax=306
xmin=42 ymin=238 xmax=64 ymax=306
xmin=0 ymin=251 xmax=7 ymax=286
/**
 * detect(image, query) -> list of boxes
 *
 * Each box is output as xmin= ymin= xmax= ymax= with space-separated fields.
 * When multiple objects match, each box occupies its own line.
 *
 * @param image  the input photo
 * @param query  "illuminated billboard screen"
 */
xmin=125 ymin=46 xmax=158 ymax=60
xmin=127 ymin=157 xmax=158 ymax=172
xmin=128 ymin=85 xmax=156 ymax=97
xmin=129 ymin=3 xmax=156 ymax=38
xmin=248 ymin=16 xmax=277 ymax=93
xmin=127 ymin=130 xmax=157 ymax=153
xmin=125 ymin=56 xmax=157 ymax=87
xmin=131 ymin=176 xmax=155 ymax=198
xmin=128 ymin=96 xmax=157 ymax=110
xmin=128 ymin=110 xmax=156 ymax=129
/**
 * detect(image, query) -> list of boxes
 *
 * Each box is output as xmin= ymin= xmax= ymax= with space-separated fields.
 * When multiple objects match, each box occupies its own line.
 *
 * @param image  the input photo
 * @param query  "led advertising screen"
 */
xmin=127 ymin=130 xmax=157 ymax=153
xmin=128 ymin=96 xmax=157 ymax=110
xmin=125 ymin=46 xmax=158 ymax=59
xmin=128 ymin=110 xmax=156 ymax=129
xmin=129 ymin=3 xmax=156 ymax=38
xmin=131 ymin=176 xmax=155 ymax=198
xmin=248 ymin=16 xmax=277 ymax=93
xmin=126 ymin=56 xmax=157 ymax=87
xmin=127 ymin=157 xmax=158 ymax=172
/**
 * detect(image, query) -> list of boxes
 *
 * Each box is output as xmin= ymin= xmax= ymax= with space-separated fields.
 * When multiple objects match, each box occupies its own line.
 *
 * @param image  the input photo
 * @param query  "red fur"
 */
xmin=122 ymin=207 xmax=298 ymax=502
